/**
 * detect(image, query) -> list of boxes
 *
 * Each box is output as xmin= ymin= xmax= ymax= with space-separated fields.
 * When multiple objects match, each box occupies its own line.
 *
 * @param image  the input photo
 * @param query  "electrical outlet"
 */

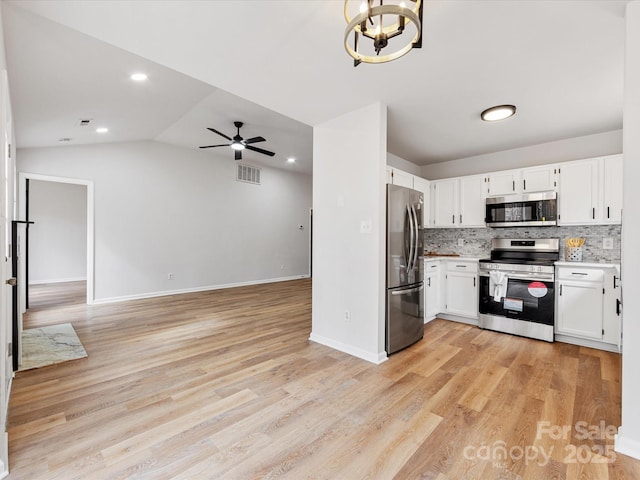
xmin=360 ymin=220 xmax=372 ymax=234
xmin=457 ymin=238 xmax=464 ymax=247
xmin=603 ymin=238 xmax=613 ymax=250
xmin=344 ymin=310 xmax=351 ymax=322
xmin=167 ymin=273 xmax=173 ymax=280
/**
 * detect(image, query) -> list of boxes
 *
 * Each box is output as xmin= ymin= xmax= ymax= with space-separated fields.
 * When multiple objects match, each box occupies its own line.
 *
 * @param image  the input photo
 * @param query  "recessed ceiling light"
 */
xmin=96 ymin=127 xmax=109 ymax=134
xmin=481 ymin=104 xmax=516 ymax=122
xmin=58 ymin=138 xmax=72 ymax=143
xmin=130 ymin=73 xmax=148 ymax=82
xmin=287 ymin=157 xmax=296 ymax=163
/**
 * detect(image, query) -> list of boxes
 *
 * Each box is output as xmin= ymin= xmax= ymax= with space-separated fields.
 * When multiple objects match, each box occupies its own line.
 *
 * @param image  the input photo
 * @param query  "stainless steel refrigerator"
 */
xmin=386 ymin=184 xmax=424 ymax=354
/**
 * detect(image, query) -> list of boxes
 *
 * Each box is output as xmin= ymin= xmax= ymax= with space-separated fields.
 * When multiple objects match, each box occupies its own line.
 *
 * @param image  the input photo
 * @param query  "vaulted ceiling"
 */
xmin=2 ymin=1 xmax=628 ymax=176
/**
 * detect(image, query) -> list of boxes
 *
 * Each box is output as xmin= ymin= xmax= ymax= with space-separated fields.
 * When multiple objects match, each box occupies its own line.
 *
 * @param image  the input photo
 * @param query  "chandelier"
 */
xmin=344 ymin=0 xmax=423 ymax=66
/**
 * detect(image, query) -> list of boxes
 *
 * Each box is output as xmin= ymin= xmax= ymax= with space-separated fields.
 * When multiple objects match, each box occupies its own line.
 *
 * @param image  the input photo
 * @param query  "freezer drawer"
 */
xmin=386 ymin=283 xmax=424 ymax=354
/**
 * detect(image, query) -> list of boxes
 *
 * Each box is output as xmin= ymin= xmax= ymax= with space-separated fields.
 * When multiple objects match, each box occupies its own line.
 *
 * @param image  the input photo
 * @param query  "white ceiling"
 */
xmin=2 ymin=0 xmax=628 ymax=175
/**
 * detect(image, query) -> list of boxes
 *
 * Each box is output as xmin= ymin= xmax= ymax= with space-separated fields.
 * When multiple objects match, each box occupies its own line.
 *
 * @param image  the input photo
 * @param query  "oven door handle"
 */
xmin=479 ymin=271 xmax=555 ymax=282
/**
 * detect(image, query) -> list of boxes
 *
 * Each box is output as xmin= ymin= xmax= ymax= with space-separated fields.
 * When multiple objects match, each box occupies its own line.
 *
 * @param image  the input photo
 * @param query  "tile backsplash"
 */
xmin=424 ymin=225 xmax=622 ymax=263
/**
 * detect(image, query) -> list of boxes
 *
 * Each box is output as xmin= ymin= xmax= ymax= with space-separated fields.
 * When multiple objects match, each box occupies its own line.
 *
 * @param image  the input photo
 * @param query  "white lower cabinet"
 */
xmin=444 ymin=260 xmax=478 ymax=319
xmin=423 ymin=258 xmax=479 ymax=323
xmin=424 ymin=260 xmax=441 ymax=322
xmin=555 ymin=264 xmax=621 ymax=350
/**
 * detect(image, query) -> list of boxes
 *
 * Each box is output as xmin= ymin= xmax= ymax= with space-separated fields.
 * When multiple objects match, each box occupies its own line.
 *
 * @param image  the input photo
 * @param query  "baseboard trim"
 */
xmin=308 ymin=332 xmax=388 ymax=365
xmin=615 ymin=427 xmax=640 ymax=460
xmin=29 ymin=277 xmax=87 ymax=285
xmin=554 ymin=334 xmax=620 ymax=353
xmin=92 ymin=275 xmax=310 ymax=305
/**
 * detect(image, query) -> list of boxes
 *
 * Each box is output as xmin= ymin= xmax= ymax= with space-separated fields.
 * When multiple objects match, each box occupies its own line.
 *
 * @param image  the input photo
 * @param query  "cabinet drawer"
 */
xmin=446 ymin=261 xmax=478 ymax=273
xmin=557 ymin=267 xmax=604 ymax=282
xmin=425 ymin=260 xmax=440 ymax=271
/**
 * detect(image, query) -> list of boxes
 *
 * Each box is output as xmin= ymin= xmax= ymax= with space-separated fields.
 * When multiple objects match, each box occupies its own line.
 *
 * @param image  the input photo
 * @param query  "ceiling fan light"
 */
xmin=481 ymin=104 xmax=517 ymax=122
xmin=231 ymin=142 xmax=245 ymax=151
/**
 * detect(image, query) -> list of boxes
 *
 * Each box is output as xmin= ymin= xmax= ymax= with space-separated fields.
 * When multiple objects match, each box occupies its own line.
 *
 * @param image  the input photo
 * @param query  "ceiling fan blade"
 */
xmin=246 ymin=145 xmax=275 ymax=157
xmin=235 ymin=149 xmax=242 ymax=161
xmin=244 ymin=136 xmax=266 ymax=144
xmin=207 ymin=127 xmax=232 ymax=141
xmin=199 ymin=144 xmax=230 ymax=149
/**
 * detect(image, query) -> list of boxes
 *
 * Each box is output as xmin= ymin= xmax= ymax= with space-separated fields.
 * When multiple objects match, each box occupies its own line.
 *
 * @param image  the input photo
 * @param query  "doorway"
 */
xmin=17 ymin=173 xmax=94 ymax=368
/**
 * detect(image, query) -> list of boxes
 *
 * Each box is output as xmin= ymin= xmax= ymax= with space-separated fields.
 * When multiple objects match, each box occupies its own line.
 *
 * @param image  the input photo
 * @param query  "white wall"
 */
xmin=28 ymin=180 xmax=87 ymax=284
xmin=421 ymin=129 xmax=622 ymax=179
xmin=310 ymin=103 xmax=387 ymax=364
xmin=617 ymin=0 xmax=640 ymax=461
xmin=17 ymin=140 xmax=312 ymax=302
xmin=387 ymin=152 xmax=421 ymax=176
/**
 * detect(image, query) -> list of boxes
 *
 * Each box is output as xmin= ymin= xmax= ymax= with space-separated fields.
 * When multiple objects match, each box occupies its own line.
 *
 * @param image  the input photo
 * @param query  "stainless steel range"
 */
xmin=478 ymin=238 xmax=559 ymax=342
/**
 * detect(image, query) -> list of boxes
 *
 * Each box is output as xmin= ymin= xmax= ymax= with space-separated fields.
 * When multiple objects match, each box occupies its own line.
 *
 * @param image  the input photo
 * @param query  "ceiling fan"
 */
xmin=199 ymin=121 xmax=275 ymax=161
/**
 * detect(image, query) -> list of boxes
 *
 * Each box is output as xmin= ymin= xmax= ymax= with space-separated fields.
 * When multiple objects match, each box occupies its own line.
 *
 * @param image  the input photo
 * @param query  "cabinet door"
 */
xmin=557 ymin=281 xmax=603 ymax=339
xmin=487 ymin=171 xmax=519 ymax=196
xmin=459 ymin=175 xmax=486 ymax=226
xmin=413 ymin=176 xmax=431 ymax=227
xmin=602 ymin=155 xmax=623 ymax=224
xmin=558 ymin=160 xmax=598 ymax=225
xmin=391 ymin=169 xmax=414 ymax=188
xmin=445 ymin=272 xmax=478 ymax=318
xmin=522 ymin=165 xmax=557 ymax=193
xmin=431 ymin=179 xmax=458 ymax=227
xmin=425 ymin=266 xmax=440 ymax=321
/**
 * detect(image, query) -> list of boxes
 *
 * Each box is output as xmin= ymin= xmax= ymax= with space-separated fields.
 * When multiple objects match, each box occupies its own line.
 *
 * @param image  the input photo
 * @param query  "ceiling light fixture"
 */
xmin=230 ymin=142 xmax=245 ymax=151
xmin=287 ymin=157 xmax=296 ymax=163
xmin=130 ymin=73 xmax=148 ymax=82
xmin=344 ymin=0 xmax=423 ymax=67
xmin=96 ymin=127 xmax=109 ymax=133
xmin=481 ymin=104 xmax=517 ymax=122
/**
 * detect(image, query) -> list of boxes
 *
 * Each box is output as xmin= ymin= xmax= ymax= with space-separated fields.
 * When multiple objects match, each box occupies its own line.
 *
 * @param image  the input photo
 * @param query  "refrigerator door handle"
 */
xmin=406 ymin=205 xmax=415 ymax=273
xmin=410 ymin=204 xmax=420 ymax=272
xmin=391 ymin=284 xmax=425 ymax=296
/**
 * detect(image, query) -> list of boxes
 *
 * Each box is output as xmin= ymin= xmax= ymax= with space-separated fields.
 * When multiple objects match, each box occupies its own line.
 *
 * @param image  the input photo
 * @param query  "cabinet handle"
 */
xmin=559 ymin=284 xmax=562 ymax=296
xmin=456 ymin=265 xmax=467 ymax=268
xmin=592 ymin=207 xmax=595 ymax=220
xmin=614 ymin=276 xmax=619 ymax=288
xmin=523 ymin=179 xmax=526 ymax=190
xmin=473 ymin=277 xmax=476 ymax=287
xmin=452 ymin=214 xmax=455 ymax=224
xmin=428 ymin=277 xmax=431 ymax=287
xmin=571 ymin=272 xmax=588 ymax=276
xmin=616 ymin=299 xmax=621 ymax=316
xmin=459 ymin=214 xmax=462 ymax=224
xmin=512 ymin=180 xmax=515 ymax=191
xmin=607 ymin=206 xmax=610 ymax=219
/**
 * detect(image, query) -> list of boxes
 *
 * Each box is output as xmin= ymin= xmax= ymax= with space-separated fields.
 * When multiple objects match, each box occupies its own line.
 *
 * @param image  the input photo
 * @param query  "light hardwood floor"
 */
xmin=7 ymin=279 xmax=640 ymax=479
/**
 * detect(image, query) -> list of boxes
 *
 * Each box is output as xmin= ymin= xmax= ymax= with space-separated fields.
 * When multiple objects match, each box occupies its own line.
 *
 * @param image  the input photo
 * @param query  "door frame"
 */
xmin=18 ymin=173 xmax=95 ymax=306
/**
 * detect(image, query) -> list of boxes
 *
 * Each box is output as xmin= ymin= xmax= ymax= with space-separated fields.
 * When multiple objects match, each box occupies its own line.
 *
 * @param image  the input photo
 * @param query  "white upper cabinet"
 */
xmin=430 ymin=175 xmax=485 ymax=228
xmin=459 ymin=175 xmax=486 ymax=227
xmin=521 ymin=165 xmax=557 ymax=193
xmin=601 ymin=154 xmax=623 ymax=224
xmin=487 ymin=171 xmax=520 ymax=196
xmin=558 ymin=159 xmax=598 ymax=224
xmin=431 ymin=178 xmax=458 ymax=227
xmin=389 ymin=168 xmax=414 ymax=188
xmin=558 ymin=155 xmax=621 ymax=226
xmin=487 ymin=165 xmax=557 ymax=196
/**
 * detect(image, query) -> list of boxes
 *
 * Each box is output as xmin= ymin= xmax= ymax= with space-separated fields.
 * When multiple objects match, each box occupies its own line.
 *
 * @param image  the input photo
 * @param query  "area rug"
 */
xmin=19 ymin=323 xmax=87 ymax=371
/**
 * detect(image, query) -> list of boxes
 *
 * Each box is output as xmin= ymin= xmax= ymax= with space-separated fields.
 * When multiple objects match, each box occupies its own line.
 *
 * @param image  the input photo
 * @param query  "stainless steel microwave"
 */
xmin=485 ymin=192 xmax=557 ymax=227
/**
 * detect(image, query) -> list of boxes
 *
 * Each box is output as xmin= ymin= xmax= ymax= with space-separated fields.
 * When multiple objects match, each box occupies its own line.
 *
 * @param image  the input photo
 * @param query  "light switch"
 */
xmin=603 ymin=238 xmax=613 ymax=250
xmin=457 ymin=238 xmax=464 ymax=246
